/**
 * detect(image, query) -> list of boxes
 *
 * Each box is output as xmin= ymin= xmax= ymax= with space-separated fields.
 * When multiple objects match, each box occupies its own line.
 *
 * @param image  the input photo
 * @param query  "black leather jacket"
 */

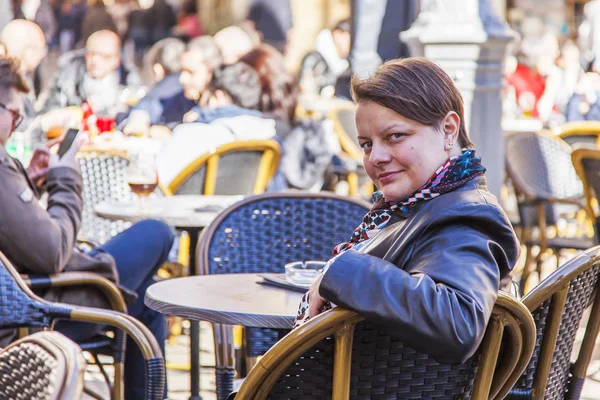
xmin=319 ymin=176 xmax=519 ymax=364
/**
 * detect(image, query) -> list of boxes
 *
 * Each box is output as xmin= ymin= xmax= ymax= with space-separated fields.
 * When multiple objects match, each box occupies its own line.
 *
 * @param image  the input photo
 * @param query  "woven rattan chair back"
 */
xmin=198 ymin=192 xmax=371 ymax=276
xmin=506 ymin=246 xmax=600 ymax=400
xmin=554 ymin=121 xmax=600 ymax=147
xmin=236 ymin=293 xmax=535 ymax=400
xmin=167 ymin=139 xmax=281 ymax=195
xmin=0 ymin=331 xmax=86 ymax=400
xmin=198 ymin=192 xmax=371 ymax=399
xmin=0 ymin=250 xmax=166 ymax=400
xmin=505 ymin=131 xmax=583 ymax=228
xmin=572 ymin=146 xmax=600 ymax=239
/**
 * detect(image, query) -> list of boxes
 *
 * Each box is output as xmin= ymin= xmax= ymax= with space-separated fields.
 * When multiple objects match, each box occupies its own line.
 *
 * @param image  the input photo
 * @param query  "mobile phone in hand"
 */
xmin=57 ymin=129 xmax=80 ymax=158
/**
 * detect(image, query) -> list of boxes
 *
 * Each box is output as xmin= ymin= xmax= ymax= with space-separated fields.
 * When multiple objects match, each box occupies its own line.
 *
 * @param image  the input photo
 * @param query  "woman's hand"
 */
xmin=307 ymin=272 xmax=327 ymax=318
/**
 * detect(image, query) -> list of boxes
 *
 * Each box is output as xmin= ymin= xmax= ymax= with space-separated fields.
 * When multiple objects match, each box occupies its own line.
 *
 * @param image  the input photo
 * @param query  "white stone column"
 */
xmin=401 ymin=0 xmax=516 ymax=198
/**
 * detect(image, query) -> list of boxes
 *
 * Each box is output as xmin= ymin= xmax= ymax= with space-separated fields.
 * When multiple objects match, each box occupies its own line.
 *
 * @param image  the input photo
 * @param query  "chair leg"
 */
xmin=113 ymin=361 xmax=124 ymax=400
xmin=519 ymin=245 xmax=535 ymax=295
xmin=213 ymin=323 xmax=235 ymax=400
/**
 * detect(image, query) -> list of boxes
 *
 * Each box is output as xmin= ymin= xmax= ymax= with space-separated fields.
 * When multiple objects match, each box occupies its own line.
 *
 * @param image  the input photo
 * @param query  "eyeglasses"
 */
xmin=0 ymin=103 xmax=24 ymax=131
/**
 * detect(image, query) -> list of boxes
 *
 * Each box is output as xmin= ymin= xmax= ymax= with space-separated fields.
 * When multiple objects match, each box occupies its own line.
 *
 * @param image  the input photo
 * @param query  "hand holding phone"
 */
xmin=57 ymin=129 xmax=80 ymax=158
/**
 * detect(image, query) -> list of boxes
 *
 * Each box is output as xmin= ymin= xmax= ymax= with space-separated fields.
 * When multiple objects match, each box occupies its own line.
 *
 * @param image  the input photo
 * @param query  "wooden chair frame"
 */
xmin=505 ymin=130 xmax=591 ymax=291
xmin=571 ymin=145 xmax=600 ymax=236
xmin=504 ymin=246 xmax=600 ymax=399
xmin=0 ymin=250 xmax=165 ymax=400
xmin=327 ymin=103 xmax=371 ymax=197
xmin=166 ymin=139 xmax=281 ymax=196
xmin=554 ymin=121 xmax=600 ymax=147
xmin=236 ymin=293 xmax=535 ymax=400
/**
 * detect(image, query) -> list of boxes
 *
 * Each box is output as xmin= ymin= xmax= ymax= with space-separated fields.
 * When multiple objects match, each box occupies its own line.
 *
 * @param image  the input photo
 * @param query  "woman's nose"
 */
xmin=369 ymin=144 xmax=391 ymax=165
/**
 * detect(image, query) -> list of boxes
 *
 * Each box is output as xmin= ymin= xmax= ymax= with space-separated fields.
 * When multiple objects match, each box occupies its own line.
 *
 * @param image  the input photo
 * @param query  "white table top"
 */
xmin=145 ymin=274 xmax=304 ymax=329
xmin=94 ymin=195 xmax=244 ymax=228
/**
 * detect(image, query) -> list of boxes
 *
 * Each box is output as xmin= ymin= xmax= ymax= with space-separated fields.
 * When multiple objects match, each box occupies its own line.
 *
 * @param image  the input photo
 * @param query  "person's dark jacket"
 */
xmin=120 ymin=90 xmax=195 ymax=128
xmin=565 ymin=93 xmax=600 ymax=122
xmin=318 ymin=176 xmax=519 ymax=364
xmin=79 ymin=3 xmax=117 ymax=46
xmin=41 ymin=49 xmax=141 ymax=113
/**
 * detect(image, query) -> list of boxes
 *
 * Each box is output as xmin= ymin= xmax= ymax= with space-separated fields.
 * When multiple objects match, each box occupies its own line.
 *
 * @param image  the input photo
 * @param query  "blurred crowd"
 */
xmin=0 ymin=0 xmax=360 ymax=193
xmin=503 ymin=0 xmax=600 ymax=127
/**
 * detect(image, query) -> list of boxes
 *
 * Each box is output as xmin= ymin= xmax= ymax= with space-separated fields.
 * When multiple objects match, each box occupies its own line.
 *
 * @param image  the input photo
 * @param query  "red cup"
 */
xmin=96 ymin=116 xmax=116 ymax=134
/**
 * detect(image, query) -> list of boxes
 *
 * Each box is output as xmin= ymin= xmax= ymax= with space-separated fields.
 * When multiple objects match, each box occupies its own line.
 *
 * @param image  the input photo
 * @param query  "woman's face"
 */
xmin=356 ymin=101 xmax=461 ymax=202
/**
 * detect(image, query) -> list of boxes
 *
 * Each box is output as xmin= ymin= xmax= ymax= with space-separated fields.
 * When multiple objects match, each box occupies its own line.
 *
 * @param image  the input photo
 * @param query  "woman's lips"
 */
xmin=378 ymin=171 xmax=401 ymax=184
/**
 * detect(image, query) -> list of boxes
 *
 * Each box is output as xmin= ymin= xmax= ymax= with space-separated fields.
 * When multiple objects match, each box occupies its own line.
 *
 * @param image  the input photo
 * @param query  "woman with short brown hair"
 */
xmin=295 ymin=57 xmax=519 ymax=364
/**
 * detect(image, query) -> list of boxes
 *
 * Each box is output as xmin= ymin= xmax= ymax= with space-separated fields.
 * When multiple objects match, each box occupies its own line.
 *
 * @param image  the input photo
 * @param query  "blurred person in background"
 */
xmin=107 ymin=0 xmax=138 ymax=40
xmin=247 ymin=0 xmax=292 ymax=54
xmin=147 ymin=0 xmax=177 ymax=45
xmin=79 ymin=0 xmax=117 ymax=47
xmin=0 ymin=19 xmax=48 ymax=131
xmin=171 ymin=0 xmax=202 ymax=42
xmin=158 ymin=61 xmax=275 ymax=186
xmin=121 ymin=35 xmax=223 ymax=128
xmin=214 ymin=25 xmax=256 ymax=65
xmin=241 ymin=44 xmax=337 ymax=191
xmin=298 ymin=19 xmax=351 ymax=97
xmin=42 ymin=29 xmax=141 ymax=117
xmin=565 ymin=62 xmax=600 ymax=122
xmin=12 ymin=0 xmax=57 ymax=44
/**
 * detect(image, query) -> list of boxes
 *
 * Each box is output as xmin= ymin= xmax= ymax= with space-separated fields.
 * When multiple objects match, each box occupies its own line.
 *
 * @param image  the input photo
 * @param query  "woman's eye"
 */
xmin=390 ymin=133 xmax=404 ymax=140
xmin=359 ymin=142 xmax=372 ymax=150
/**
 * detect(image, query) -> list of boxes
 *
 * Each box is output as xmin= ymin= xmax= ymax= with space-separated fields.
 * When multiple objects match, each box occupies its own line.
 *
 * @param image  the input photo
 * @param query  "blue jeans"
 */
xmin=56 ymin=219 xmax=174 ymax=400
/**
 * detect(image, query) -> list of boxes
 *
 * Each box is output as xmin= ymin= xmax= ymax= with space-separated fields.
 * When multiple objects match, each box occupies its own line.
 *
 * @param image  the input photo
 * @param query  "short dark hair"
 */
xmin=146 ymin=38 xmax=186 ymax=75
xmin=186 ymin=36 xmax=224 ymax=71
xmin=351 ymin=57 xmax=474 ymax=149
xmin=0 ymin=57 xmax=30 ymax=95
xmin=210 ymin=62 xmax=261 ymax=110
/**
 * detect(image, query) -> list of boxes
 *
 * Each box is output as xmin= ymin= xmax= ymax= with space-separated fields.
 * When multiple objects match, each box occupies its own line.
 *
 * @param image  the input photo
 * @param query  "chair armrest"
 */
xmin=22 ymin=272 xmax=127 ymax=313
xmin=68 ymin=306 xmax=165 ymax=400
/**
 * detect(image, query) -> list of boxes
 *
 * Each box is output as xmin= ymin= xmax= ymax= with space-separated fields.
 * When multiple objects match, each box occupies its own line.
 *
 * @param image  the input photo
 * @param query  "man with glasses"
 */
xmin=0 ymin=56 xmax=173 ymax=400
xmin=41 ymin=29 xmax=140 ymax=116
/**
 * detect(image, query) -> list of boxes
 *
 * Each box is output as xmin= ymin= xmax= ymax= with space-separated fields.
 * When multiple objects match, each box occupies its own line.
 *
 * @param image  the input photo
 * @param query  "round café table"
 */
xmin=145 ymin=273 xmax=304 ymax=329
xmin=146 ymin=274 xmax=304 ymax=400
xmin=95 ymin=194 xmax=244 ymax=400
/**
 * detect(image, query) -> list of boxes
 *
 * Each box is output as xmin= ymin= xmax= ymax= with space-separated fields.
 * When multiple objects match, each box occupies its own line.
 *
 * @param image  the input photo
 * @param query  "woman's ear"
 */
xmin=442 ymin=111 xmax=460 ymax=150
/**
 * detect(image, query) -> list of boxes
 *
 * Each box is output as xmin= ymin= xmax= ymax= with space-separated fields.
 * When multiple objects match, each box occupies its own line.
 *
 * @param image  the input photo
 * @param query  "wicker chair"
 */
xmin=197 ymin=192 xmax=372 ymax=400
xmin=78 ymin=149 xmax=166 ymax=245
xmin=166 ymin=139 xmax=281 ymax=196
xmin=571 ymin=145 xmax=600 ymax=242
xmin=327 ymin=102 xmax=372 ymax=198
xmin=504 ymin=131 xmax=594 ymax=291
xmin=553 ymin=121 xmax=600 ymax=147
xmin=0 ymin=331 xmax=86 ymax=400
xmin=235 ymin=293 xmax=536 ymax=400
xmin=503 ymin=246 xmax=600 ymax=399
xmin=0 ymin=250 xmax=165 ymax=400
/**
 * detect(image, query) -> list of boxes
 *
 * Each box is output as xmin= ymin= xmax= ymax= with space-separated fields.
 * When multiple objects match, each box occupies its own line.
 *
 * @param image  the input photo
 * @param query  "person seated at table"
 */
xmin=41 ymin=29 xmax=141 ymax=117
xmin=213 ymin=25 xmax=257 ymax=65
xmin=121 ymin=35 xmax=224 ymax=130
xmin=0 ymin=57 xmax=172 ymax=400
xmin=295 ymin=58 xmax=520 ymax=364
xmin=157 ymin=61 xmax=275 ymax=187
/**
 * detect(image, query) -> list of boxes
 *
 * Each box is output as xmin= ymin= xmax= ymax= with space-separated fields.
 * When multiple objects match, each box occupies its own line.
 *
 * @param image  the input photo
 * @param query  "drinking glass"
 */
xmin=127 ymin=151 xmax=158 ymax=213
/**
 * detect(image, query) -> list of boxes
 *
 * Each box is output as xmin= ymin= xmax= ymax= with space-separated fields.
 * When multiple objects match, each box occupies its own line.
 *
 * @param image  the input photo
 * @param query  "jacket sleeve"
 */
xmin=318 ymin=206 xmax=515 ymax=364
xmin=0 ymin=164 xmax=83 ymax=274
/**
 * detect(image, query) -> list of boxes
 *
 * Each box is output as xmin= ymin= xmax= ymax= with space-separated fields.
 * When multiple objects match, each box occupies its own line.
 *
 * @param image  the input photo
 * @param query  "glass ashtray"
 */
xmin=284 ymin=260 xmax=326 ymax=287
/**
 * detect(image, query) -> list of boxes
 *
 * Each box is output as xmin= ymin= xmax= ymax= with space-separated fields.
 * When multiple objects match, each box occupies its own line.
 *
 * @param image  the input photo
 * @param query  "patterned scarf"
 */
xmin=332 ymin=149 xmax=486 ymax=256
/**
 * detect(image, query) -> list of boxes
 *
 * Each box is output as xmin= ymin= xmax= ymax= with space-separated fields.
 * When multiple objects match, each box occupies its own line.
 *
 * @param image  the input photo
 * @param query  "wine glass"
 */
xmin=127 ymin=151 xmax=158 ymax=214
